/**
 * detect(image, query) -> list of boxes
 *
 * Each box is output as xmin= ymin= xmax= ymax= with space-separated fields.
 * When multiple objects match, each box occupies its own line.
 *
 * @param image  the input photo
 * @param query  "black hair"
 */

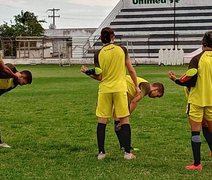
xmin=152 ymin=82 xmax=164 ymax=97
xmin=100 ymin=27 xmax=115 ymax=44
xmin=202 ymin=31 xmax=212 ymax=48
xmin=20 ymin=70 xmax=32 ymax=84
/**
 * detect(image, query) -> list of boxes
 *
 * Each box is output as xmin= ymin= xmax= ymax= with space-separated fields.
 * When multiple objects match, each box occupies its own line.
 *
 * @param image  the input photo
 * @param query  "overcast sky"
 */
xmin=0 ymin=0 xmax=120 ymax=29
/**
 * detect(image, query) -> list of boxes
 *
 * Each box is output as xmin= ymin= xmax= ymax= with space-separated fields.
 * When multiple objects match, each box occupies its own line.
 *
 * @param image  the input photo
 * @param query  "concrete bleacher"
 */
xmin=83 ymin=1 xmax=212 ymax=64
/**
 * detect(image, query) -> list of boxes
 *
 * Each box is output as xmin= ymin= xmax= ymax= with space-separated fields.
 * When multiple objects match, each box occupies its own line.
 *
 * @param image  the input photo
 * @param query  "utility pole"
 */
xmin=173 ymin=1 xmax=176 ymax=50
xmin=47 ymin=8 xmax=60 ymax=29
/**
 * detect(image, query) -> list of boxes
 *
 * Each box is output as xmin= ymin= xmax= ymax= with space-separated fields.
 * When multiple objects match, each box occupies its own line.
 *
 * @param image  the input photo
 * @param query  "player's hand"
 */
xmin=15 ymin=72 xmax=22 ymax=79
xmin=168 ymin=71 xmax=177 ymax=81
xmin=81 ymin=65 xmax=88 ymax=73
xmin=135 ymin=86 xmax=141 ymax=97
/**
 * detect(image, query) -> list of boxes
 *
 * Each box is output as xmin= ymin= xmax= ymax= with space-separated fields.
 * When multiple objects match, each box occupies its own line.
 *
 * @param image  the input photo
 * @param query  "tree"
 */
xmin=0 ymin=10 xmax=45 ymax=37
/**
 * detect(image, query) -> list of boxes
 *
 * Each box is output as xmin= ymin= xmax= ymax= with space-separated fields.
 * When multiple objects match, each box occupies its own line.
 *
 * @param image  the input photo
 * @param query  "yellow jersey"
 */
xmin=126 ymin=75 xmax=149 ymax=102
xmin=0 ymin=63 xmax=18 ymax=96
xmin=188 ymin=51 xmax=212 ymax=106
xmin=94 ymin=44 xmax=128 ymax=93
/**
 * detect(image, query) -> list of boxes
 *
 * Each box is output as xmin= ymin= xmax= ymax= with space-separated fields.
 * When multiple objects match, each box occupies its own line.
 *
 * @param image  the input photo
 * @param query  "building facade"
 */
xmin=85 ymin=0 xmax=212 ymax=64
xmin=1 ymin=0 xmax=212 ymax=65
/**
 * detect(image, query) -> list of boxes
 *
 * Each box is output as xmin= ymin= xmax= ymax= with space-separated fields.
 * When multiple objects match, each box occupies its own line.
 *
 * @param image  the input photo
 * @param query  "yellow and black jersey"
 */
xmin=94 ymin=43 xmax=129 ymax=93
xmin=188 ymin=50 xmax=212 ymax=106
xmin=0 ymin=63 xmax=18 ymax=96
xmin=126 ymin=75 xmax=150 ymax=102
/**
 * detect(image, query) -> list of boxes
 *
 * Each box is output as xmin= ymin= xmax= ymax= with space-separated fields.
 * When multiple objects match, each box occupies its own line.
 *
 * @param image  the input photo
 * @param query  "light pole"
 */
xmin=173 ymin=0 xmax=176 ymax=50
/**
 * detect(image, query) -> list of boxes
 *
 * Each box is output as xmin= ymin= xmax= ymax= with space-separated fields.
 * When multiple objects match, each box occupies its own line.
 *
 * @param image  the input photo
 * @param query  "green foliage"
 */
xmin=0 ymin=10 xmax=45 ymax=37
xmin=0 ymin=65 xmax=211 ymax=180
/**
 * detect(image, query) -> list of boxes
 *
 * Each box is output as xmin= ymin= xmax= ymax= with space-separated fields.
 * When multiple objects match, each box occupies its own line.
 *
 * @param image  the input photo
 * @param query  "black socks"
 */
xmin=202 ymin=126 xmax=212 ymax=151
xmin=114 ymin=120 xmax=124 ymax=148
xmin=121 ymin=124 xmax=131 ymax=153
xmin=97 ymin=123 xmax=106 ymax=154
xmin=191 ymin=131 xmax=201 ymax=166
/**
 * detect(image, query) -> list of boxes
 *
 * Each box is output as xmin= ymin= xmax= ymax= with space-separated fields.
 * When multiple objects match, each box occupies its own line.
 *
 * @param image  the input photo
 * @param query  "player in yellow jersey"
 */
xmin=168 ymin=31 xmax=212 ymax=170
xmin=0 ymin=63 xmax=32 ymax=148
xmin=82 ymin=27 xmax=140 ymax=160
xmin=114 ymin=75 xmax=164 ymax=150
xmin=81 ymin=67 xmax=164 ymax=151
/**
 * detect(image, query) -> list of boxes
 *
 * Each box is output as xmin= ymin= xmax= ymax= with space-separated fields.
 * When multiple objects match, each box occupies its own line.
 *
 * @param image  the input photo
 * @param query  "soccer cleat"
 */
xmin=97 ymin=152 xmax=106 ymax=160
xmin=124 ymin=152 xmax=136 ymax=160
xmin=210 ymin=151 xmax=212 ymax=157
xmin=0 ymin=142 xmax=11 ymax=148
xmin=185 ymin=163 xmax=202 ymax=170
xmin=179 ymin=68 xmax=197 ymax=83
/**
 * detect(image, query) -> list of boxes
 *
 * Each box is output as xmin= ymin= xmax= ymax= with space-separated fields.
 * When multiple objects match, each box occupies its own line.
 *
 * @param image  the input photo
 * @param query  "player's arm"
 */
xmin=81 ymin=65 xmax=102 ymax=81
xmin=175 ymin=75 xmax=197 ymax=87
xmin=168 ymin=69 xmax=197 ymax=87
xmin=169 ymin=56 xmax=199 ymax=87
xmin=130 ymin=94 xmax=142 ymax=114
xmin=125 ymin=59 xmax=141 ymax=96
xmin=0 ymin=60 xmax=20 ymax=79
xmin=82 ymin=49 xmax=103 ymax=81
xmin=89 ymin=74 xmax=102 ymax=81
xmin=121 ymin=46 xmax=140 ymax=96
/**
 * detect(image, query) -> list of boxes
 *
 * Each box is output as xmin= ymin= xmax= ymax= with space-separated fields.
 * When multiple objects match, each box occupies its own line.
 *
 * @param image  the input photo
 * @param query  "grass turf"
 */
xmin=0 ymin=64 xmax=211 ymax=180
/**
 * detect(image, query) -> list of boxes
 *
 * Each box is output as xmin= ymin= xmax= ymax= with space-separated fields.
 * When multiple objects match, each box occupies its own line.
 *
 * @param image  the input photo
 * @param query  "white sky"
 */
xmin=0 ymin=0 xmax=120 ymax=29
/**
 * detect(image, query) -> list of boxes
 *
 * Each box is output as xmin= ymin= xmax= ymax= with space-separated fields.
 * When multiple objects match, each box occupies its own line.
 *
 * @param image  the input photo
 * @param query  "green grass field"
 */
xmin=0 ymin=64 xmax=211 ymax=180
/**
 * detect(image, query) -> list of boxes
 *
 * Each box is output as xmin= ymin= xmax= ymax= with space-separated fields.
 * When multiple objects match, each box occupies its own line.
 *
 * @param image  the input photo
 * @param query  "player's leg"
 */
xmin=97 ymin=117 xmax=108 ymax=159
xmin=114 ymin=92 xmax=135 ymax=159
xmin=96 ymin=93 xmax=112 ymax=160
xmin=203 ymin=106 xmax=212 ymax=157
xmin=113 ymin=111 xmax=123 ymax=149
xmin=0 ymin=129 xmax=11 ymax=148
xmin=202 ymin=118 xmax=212 ymax=156
xmin=113 ymin=111 xmax=134 ymax=151
xmin=186 ymin=104 xmax=203 ymax=170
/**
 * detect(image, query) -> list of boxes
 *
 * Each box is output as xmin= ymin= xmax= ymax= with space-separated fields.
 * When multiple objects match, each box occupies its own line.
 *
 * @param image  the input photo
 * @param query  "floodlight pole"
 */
xmin=173 ymin=1 xmax=176 ymax=50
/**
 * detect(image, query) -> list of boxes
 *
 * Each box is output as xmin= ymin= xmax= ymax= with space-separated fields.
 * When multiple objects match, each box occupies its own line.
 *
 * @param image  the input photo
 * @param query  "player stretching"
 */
xmin=0 ymin=63 xmax=32 ymax=148
xmin=114 ymin=75 xmax=164 ymax=150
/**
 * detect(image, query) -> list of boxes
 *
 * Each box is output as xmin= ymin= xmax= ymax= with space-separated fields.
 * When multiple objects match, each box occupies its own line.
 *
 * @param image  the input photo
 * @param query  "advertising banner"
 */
xmin=123 ymin=0 xmax=211 ymax=8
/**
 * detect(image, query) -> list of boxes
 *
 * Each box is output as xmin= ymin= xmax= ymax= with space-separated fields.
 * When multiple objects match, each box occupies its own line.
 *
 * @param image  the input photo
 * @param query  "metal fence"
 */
xmin=0 ymin=36 xmax=73 ymax=60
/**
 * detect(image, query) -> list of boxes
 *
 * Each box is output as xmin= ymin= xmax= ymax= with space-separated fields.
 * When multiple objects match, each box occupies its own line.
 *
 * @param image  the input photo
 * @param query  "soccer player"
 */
xmin=81 ymin=67 xmax=164 ymax=150
xmin=0 ymin=63 xmax=32 ymax=148
xmin=168 ymin=31 xmax=212 ymax=170
xmin=82 ymin=27 xmax=140 ymax=160
xmin=114 ymin=75 xmax=164 ymax=150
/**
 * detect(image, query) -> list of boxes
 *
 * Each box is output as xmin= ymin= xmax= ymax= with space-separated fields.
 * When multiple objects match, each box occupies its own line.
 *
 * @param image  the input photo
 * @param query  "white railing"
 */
xmin=158 ymin=48 xmax=184 ymax=65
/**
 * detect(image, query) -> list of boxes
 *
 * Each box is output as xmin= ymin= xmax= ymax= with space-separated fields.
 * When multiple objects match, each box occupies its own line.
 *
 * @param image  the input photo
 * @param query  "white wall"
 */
xmin=45 ymin=28 xmax=96 ymax=59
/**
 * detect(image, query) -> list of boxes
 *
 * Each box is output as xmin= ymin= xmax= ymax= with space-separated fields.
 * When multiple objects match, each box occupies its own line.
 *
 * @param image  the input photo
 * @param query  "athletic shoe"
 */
xmin=210 ymin=151 xmax=212 ymax=157
xmin=0 ymin=142 xmax=11 ymax=148
xmin=124 ymin=152 xmax=136 ymax=159
xmin=97 ymin=152 xmax=106 ymax=160
xmin=185 ymin=163 xmax=202 ymax=170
